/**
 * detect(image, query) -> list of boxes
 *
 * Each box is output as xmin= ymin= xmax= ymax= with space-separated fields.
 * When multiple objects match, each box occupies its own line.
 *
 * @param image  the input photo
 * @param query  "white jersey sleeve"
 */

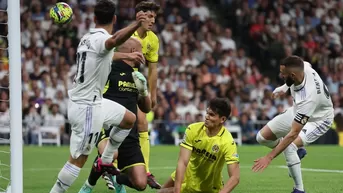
xmin=294 ymin=94 xmax=317 ymax=125
xmin=94 ymin=34 xmax=111 ymax=56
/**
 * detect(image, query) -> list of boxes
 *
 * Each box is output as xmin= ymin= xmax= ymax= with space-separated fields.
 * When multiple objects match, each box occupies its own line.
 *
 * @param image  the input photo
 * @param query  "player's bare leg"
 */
xmin=256 ymin=125 xmax=305 ymax=192
xmin=137 ymin=107 xmax=161 ymax=189
xmin=157 ymin=177 xmax=174 ymax=193
xmin=112 ymin=165 xmax=147 ymax=191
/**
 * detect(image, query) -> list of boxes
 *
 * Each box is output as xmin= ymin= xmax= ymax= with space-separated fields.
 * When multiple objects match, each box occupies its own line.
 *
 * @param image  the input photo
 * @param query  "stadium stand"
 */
xmin=0 ymin=0 xmax=341 ymax=145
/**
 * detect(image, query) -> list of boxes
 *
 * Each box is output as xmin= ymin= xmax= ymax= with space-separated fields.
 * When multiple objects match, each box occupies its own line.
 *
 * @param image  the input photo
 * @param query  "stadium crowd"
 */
xmin=0 ymin=0 xmax=342 ymax=145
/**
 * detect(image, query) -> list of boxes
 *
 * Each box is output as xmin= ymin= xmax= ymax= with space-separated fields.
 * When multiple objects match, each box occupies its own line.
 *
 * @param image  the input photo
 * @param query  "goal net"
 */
xmin=0 ymin=0 xmax=23 ymax=192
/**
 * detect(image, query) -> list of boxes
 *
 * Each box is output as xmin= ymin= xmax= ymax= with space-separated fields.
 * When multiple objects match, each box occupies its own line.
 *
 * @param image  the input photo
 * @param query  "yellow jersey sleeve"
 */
xmin=145 ymin=32 xmax=159 ymax=63
xmin=180 ymin=127 xmax=194 ymax=151
xmin=224 ymin=137 xmax=239 ymax=165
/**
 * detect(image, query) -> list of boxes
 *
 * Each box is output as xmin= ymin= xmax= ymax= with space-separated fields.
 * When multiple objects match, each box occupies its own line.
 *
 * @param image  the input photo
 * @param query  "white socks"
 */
xmin=101 ymin=126 xmax=131 ymax=164
xmin=50 ymin=162 xmax=81 ymax=193
xmin=284 ymin=142 xmax=304 ymax=191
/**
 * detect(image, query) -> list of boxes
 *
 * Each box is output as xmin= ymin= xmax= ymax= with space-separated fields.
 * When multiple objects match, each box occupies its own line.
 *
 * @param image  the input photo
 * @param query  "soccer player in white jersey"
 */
xmin=252 ymin=56 xmax=334 ymax=193
xmin=50 ymin=1 xmax=147 ymax=192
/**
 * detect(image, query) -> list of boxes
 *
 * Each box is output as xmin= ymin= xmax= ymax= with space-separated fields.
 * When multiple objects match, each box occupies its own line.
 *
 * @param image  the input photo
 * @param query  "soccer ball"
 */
xmin=50 ymin=2 xmax=73 ymax=24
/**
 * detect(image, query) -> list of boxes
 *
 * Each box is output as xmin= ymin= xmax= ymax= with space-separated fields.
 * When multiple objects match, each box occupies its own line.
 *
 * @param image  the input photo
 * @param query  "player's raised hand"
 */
xmin=272 ymin=84 xmax=288 ymax=99
xmin=252 ymin=156 xmax=272 ymax=172
xmin=132 ymin=71 xmax=148 ymax=97
xmin=127 ymin=52 xmax=145 ymax=65
xmin=272 ymin=90 xmax=285 ymax=99
xmin=136 ymin=11 xmax=147 ymax=24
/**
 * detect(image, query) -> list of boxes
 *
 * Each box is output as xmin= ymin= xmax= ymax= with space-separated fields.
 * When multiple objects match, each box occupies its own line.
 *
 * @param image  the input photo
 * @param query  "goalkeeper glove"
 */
xmin=132 ymin=71 xmax=148 ymax=97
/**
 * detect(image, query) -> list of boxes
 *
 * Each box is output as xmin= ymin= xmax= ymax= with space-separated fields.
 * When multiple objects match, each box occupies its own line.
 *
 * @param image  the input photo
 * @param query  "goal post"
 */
xmin=8 ymin=0 xmax=23 ymax=192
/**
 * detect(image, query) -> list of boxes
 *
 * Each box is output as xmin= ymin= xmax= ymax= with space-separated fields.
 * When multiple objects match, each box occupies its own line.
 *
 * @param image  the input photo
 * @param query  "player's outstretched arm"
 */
xmin=268 ymin=120 xmax=303 ymax=159
xmin=174 ymin=147 xmax=191 ymax=193
xmin=105 ymin=11 xmax=146 ymax=50
xmin=272 ymin=84 xmax=289 ymax=99
xmin=112 ymin=52 xmax=145 ymax=65
xmin=252 ymin=120 xmax=304 ymax=172
xmin=220 ymin=163 xmax=240 ymax=193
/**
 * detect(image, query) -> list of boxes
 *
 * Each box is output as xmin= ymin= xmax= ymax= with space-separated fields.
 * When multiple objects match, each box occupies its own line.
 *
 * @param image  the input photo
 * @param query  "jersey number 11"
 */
xmin=74 ymin=52 xmax=87 ymax=83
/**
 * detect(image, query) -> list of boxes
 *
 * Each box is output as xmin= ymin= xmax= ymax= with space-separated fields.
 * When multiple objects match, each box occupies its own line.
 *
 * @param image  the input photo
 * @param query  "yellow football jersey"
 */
xmin=131 ymin=30 xmax=159 ymax=63
xmin=172 ymin=122 xmax=239 ymax=193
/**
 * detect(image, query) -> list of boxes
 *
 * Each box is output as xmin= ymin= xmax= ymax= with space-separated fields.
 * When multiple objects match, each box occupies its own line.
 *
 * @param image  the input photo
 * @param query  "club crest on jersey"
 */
xmin=147 ymin=44 xmax=151 ymax=51
xmin=212 ymin=144 xmax=219 ymax=153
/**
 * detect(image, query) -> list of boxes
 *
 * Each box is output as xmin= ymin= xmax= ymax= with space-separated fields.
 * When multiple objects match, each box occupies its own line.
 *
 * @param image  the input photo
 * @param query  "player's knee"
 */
xmin=132 ymin=178 xmax=147 ymax=191
xmin=256 ymin=131 xmax=265 ymax=144
xmin=256 ymin=131 xmax=279 ymax=149
xmin=120 ymin=110 xmax=136 ymax=129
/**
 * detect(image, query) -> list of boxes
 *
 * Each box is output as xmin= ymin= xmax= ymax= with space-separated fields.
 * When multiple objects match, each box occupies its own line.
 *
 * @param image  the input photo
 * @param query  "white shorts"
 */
xmin=267 ymin=107 xmax=333 ymax=145
xmin=68 ymin=100 xmax=103 ymax=159
xmin=102 ymin=98 xmax=126 ymax=130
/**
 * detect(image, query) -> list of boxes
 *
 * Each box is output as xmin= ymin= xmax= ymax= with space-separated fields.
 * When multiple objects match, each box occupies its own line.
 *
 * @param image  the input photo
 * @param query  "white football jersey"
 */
xmin=68 ymin=28 xmax=114 ymax=105
xmin=290 ymin=62 xmax=334 ymax=125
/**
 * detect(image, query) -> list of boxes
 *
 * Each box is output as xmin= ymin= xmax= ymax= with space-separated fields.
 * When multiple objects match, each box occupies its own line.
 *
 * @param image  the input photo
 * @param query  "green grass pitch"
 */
xmin=0 ymin=145 xmax=342 ymax=193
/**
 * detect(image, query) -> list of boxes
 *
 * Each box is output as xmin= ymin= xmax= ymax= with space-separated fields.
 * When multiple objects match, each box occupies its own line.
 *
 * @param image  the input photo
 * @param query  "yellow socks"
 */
xmin=139 ymin=131 xmax=150 ymax=174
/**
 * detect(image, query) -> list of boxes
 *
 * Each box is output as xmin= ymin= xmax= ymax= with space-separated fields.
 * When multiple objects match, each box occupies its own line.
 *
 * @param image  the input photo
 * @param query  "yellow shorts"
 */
xmin=171 ymin=171 xmax=187 ymax=192
xmin=170 ymin=171 xmax=219 ymax=193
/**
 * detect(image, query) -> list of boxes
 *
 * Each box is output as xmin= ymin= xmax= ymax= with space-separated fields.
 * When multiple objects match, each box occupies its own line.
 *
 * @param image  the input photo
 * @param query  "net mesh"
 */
xmin=0 ymin=6 xmax=10 ymax=193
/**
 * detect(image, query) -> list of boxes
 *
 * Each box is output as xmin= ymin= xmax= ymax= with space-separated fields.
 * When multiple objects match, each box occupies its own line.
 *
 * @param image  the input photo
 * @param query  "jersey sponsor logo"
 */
xmin=118 ymin=81 xmax=136 ymax=88
xmin=193 ymin=146 xmax=217 ymax=161
xmin=212 ymin=144 xmax=219 ymax=153
xmin=194 ymin=139 xmax=201 ymax=143
xmin=120 ymin=73 xmax=126 ymax=76
xmin=118 ymin=81 xmax=137 ymax=93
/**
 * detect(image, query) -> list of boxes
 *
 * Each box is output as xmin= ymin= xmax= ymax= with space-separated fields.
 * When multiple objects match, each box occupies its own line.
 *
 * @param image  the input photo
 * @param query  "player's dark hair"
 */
xmin=208 ymin=98 xmax=231 ymax=119
xmin=94 ymin=0 xmax=116 ymax=25
xmin=281 ymin=55 xmax=304 ymax=70
xmin=135 ymin=1 xmax=160 ymax=14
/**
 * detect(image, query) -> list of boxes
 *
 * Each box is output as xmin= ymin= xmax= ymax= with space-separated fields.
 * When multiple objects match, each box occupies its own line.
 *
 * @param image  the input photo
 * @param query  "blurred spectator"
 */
xmin=0 ymin=0 xmax=341 ymax=145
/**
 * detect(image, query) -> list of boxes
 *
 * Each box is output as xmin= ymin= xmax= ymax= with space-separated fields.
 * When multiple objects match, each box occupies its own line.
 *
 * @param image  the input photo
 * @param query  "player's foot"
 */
xmin=94 ymin=157 xmax=120 ymax=176
xmin=78 ymin=183 xmax=93 ymax=193
xmin=291 ymin=188 xmax=305 ymax=193
xmin=102 ymin=172 xmax=115 ymax=190
xmin=112 ymin=175 xmax=127 ymax=193
xmin=297 ymin=147 xmax=307 ymax=160
xmin=147 ymin=173 xmax=161 ymax=189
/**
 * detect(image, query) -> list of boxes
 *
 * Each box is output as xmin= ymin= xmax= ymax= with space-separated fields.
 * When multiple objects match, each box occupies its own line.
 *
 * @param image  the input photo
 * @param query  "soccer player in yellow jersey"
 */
xmin=158 ymin=98 xmax=240 ymax=193
xmin=113 ymin=1 xmax=161 ymax=189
